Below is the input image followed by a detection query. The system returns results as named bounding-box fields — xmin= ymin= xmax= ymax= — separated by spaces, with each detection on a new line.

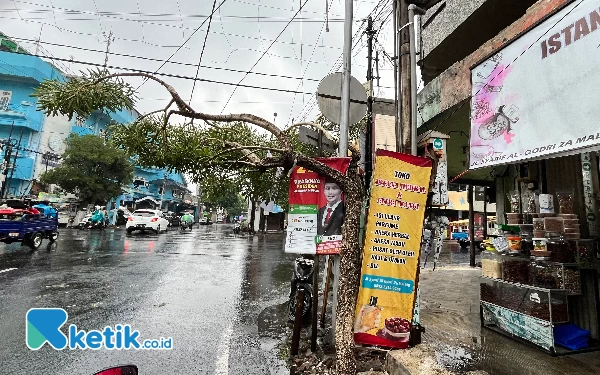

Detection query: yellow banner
xmin=354 ymin=150 xmax=432 ymax=348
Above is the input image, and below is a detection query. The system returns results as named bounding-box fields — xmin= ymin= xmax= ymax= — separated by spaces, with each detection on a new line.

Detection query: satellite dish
xmin=316 ymin=72 xmax=368 ymax=126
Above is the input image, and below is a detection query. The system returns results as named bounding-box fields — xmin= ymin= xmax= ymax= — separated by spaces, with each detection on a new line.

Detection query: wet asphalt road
xmin=0 ymin=225 xmax=296 ymax=374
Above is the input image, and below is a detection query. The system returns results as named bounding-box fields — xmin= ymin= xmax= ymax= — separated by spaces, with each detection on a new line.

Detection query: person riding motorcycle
xmin=181 ymin=212 xmax=193 ymax=228
xmin=90 ymin=206 xmax=105 ymax=225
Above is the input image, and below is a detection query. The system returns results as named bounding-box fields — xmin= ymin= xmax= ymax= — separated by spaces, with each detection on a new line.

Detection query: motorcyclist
xmin=90 ymin=206 xmax=105 ymax=225
xmin=181 ymin=212 xmax=193 ymax=226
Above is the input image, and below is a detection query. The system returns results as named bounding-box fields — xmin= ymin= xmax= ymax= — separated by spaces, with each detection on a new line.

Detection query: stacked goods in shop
xmin=481 ymin=251 xmax=503 ymax=279
xmin=557 ymin=191 xmax=580 ymax=240
xmin=507 ymin=190 xmax=522 ymax=224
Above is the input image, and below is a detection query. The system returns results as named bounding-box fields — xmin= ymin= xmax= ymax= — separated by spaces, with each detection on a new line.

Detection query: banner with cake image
xmin=354 ymin=150 xmax=432 ymax=348
xmin=284 ymin=158 xmax=351 ymax=255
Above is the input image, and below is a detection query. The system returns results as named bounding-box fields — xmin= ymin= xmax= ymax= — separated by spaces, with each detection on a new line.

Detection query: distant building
xmin=0 ymin=32 xmax=189 ymax=212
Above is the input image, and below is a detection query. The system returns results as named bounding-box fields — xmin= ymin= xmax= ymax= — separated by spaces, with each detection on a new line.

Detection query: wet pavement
xmin=0 ymin=226 xmax=296 ymax=375
xmin=400 ymin=243 xmax=600 ymax=375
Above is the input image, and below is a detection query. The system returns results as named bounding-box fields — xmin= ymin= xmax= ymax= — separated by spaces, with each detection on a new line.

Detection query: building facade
xmin=0 ymin=34 xmax=190 ymax=211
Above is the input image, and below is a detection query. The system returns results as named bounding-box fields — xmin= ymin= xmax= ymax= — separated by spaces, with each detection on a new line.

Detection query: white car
xmin=126 ymin=209 xmax=169 ymax=234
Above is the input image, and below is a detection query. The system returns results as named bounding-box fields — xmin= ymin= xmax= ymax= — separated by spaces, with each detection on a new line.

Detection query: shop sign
xmin=581 ymin=153 xmax=597 ymax=236
xmin=284 ymin=158 xmax=351 ymax=255
xmin=469 ymin=1 xmax=600 ymax=169
xmin=432 ymin=138 xmax=443 ymax=150
xmin=354 ymin=150 xmax=432 ymax=349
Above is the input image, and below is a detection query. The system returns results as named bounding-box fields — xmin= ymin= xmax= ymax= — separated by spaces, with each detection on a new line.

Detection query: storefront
xmin=470 ymin=1 xmax=600 ymax=354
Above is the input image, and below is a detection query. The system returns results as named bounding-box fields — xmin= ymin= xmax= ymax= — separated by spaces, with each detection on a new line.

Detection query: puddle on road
xmin=258 ymin=302 xmax=290 ymax=337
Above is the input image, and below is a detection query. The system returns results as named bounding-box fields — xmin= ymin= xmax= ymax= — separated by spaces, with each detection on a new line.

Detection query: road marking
xmin=214 ymin=324 xmax=234 ymax=375
xmin=0 ymin=268 xmax=17 ymax=274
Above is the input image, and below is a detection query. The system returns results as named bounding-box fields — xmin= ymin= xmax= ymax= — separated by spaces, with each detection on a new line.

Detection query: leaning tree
xmin=33 ymin=69 xmax=366 ymax=374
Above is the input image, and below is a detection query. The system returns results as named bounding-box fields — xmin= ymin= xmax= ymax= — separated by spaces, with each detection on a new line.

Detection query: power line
xmin=189 ymin=0 xmax=218 ymax=105
xmin=136 ymin=0 xmax=230 ymax=91
xmin=0 ymin=49 xmax=317 ymax=95
xmin=6 ymin=35 xmax=353 ymax=84
xmin=219 ymin=0 xmax=309 ymax=114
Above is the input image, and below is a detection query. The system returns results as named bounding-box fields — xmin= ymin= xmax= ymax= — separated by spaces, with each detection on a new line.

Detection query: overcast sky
xmin=1 ymin=0 xmax=400 ymax=191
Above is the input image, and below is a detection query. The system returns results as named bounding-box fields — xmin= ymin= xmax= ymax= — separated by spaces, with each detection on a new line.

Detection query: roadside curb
xmin=385 ymin=353 xmax=412 ymax=375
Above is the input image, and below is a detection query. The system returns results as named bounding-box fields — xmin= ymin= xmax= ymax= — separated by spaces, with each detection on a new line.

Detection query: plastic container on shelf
xmin=571 ymin=239 xmax=596 ymax=267
xmin=554 ymin=263 xmax=582 ymax=295
xmin=533 ymin=218 xmax=545 ymax=231
xmin=533 ymin=230 xmax=546 ymax=238
xmin=544 ymin=217 xmax=565 ymax=233
xmin=563 ymin=219 xmax=579 ymax=227
xmin=557 ymin=191 xmax=574 ymax=215
xmin=548 ymin=233 xmax=574 ymax=263
xmin=519 ymin=224 xmax=534 ymax=233
xmin=508 ymin=190 xmax=521 ymax=213
xmin=565 ymin=233 xmax=581 ymax=240
xmin=480 ymin=277 xmax=569 ymax=323
xmin=533 ymin=238 xmax=548 ymax=252
xmin=521 ymin=233 xmax=534 ymax=258
xmin=539 ymin=194 xmax=555 ymax=214
xmin=502 ymin=255 xmax=530 ymax=284
xmin=507 ymin=236 xmax=521 ymax=254
xmin=482 ymin=251 xmax=503 ymax=279
xmin=558 ymin=214 xmax=578 ymax=220
xmin=529 ymin=261 xmax=559 ymax=289
xmin=565 ymin=227 xmax=580 ymax=233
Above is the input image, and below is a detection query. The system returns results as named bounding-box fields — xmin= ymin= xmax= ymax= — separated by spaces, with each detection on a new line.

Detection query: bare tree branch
xmin=91 ymin=72 xmax=195 ymax=114
xmin=171 ymin=110 xmax=291 ymax=150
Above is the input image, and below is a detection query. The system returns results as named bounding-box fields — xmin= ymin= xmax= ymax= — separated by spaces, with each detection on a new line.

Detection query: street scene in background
xmin=2 ymin=0 xmax=600 ymax=375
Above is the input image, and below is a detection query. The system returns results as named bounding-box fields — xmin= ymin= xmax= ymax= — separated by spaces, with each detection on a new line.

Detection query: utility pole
xmin=159 ymin=173 xmax=167 ymax=211
xmin=102 ymin=30 xmax=114 ymax=68
xmin=6 ymin=129 xmax=24 ymax=199
xmin=393 ymin=0 xmax=401 ymax=152
xmin=409 ymin=4 xmax=426 ymax=156
xmin=330 ymin=0 xmax=353 ymax=345
xmin=468 ymin=184 xmax=476 ymax=267
xmin=0 ymin=122 xmax=15 ymax=200
xmin=365 ymin=16 xmax=375 ymax=187
xmin=399 ymin=0 xmax=411 ymax=153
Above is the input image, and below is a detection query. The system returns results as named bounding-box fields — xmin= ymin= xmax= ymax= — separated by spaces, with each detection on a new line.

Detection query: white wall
xmin=32 ymin=113 xmax=72 ymax=180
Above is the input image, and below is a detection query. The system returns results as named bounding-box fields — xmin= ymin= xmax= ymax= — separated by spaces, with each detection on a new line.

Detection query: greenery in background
xmin=39 ymin=134 xmax=134 ymax=204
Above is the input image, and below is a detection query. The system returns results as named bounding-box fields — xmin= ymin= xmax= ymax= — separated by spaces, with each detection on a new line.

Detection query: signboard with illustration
xmin=470 ymin=1 xmax=600 ymax=169
xmin=354 ymin=150 xmax=431 ymax=348
xmin=284 ymin=158 xmax=351 ymax=255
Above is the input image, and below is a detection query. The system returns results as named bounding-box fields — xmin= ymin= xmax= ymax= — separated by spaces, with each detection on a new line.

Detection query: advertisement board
xmin=470 ymin=1 xmax=600 ymax=169
xmin=354 ymin=150 xmax=432 ymax=348
xmin=284 ymin=158 xmax=351 ymax=255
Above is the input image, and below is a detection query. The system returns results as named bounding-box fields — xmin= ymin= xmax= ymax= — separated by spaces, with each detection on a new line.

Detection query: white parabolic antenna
xmin=316 ymin=72 xmax=368 ymax=125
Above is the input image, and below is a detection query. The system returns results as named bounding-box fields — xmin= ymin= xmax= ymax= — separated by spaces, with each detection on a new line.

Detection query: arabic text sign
xmin=354 ymin=150 xmax=431 ymax=349
xmin=470 ymin=1 xmax=600 ymax=168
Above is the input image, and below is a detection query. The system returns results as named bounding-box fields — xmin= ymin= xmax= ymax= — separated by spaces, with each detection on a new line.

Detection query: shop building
xmin=418 ymin=0 xmax=600 ymax=355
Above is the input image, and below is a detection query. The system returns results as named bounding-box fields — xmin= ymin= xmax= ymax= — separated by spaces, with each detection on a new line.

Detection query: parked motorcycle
xmin=94 ymin=365 xmax=137 ymax=375
xmin=288 ymin=256 xmax=314 ymax=322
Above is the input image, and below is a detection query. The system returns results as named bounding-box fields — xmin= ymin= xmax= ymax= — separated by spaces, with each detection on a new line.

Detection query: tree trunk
xmin=259 ymin=206 xmax=266 ymax=232
xmin=249 ymin=200 xmax=257 ymax=233
xmin=335 ymin=176 xmax=364 ymax=375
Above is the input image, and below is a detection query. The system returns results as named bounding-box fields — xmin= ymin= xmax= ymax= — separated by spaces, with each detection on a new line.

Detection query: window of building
xmin=75 ymin=115 xmax=86 ymax=127
xmin=0 ymin=91 xmax=11 ymax=110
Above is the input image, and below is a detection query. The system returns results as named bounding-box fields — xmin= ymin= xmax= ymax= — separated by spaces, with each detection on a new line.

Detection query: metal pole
xmin=331 ymin=0 xmax=353 ymax=345
xmin=399 ymin=0 xmax=410 ymax=152
xmin=159 ymin=173 xmax=167 ymax=211
xmin=339 ymin=0 xmax=353 ymax=156
xmin=408 ymin=4 xmax=425 ymax=156
xmin=468 ymin=184 xmax=476 ymax=267
xmin=6 ymin=129 xmax=23 ymax=199
xmin=393 ymin=0 xmax=402 ymax=152
xmin=483 ymin=187 xmax=488 ymax=239
xmin=311 ymin=132 xmax=324 ymax=352
xmin=365 ymin=17 xmax=374 ymax=188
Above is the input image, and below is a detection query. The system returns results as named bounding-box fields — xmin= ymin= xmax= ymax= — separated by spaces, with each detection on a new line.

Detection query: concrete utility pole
xmin=365 ymin=17 xmax=375 ymax=186
xmin=409 ymin=4 xmax=426 ymax=156
xmin=331 ymin=0 xmax=354 ymax=345
xmin=399 ymin=0 xmax=411 ymax=152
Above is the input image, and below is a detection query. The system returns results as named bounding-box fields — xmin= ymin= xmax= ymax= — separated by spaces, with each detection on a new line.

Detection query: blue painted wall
xmin=0 ymin=49 xmax=188 ymax=202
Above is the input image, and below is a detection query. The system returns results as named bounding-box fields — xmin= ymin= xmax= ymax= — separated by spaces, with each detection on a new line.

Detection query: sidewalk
xmin=387 ymin=246 xmax=600 ymax=375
